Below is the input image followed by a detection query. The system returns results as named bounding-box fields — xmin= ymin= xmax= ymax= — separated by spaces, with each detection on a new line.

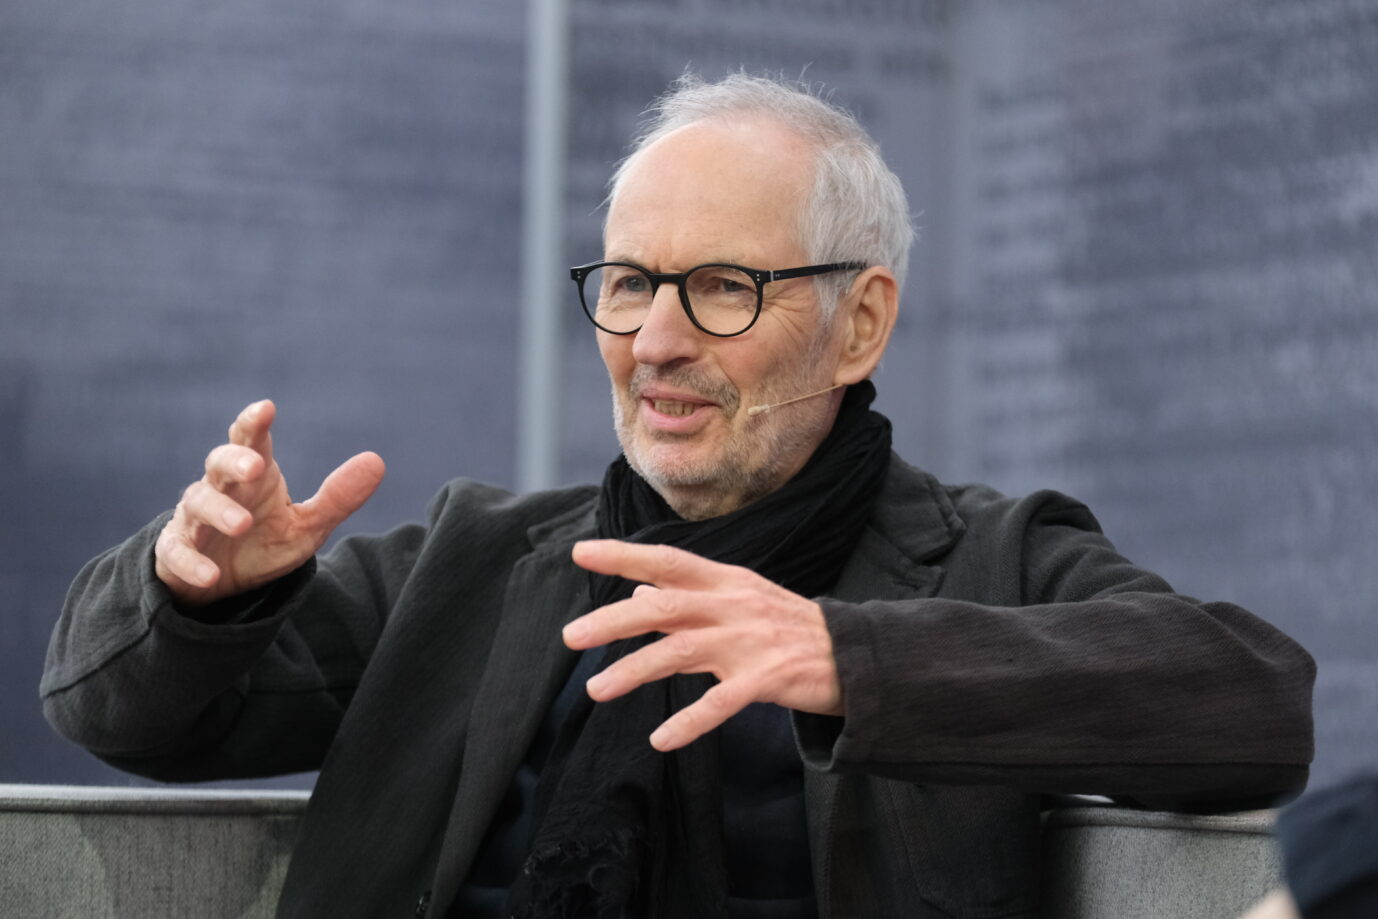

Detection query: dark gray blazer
xmin=42 ymin=456 xmax=1314 ymax=918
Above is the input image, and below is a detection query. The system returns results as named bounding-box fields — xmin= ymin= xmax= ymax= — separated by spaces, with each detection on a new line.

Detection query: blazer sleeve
xmin=796 ymin=490 xmax=1316 ymax=810
xmin=40 ymin=491 xmax=438 ymax=782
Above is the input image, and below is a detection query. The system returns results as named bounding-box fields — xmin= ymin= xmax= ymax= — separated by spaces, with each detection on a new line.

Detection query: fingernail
xmin=222 ymin=508 xmax=245 ymax=529
xmin=649 ymin=727 xmax=670 ymax=749
xmin=195 ymin=562 xmax=215 ymax=584
xmin=563 ymin=620 xmax=588 ymax=645
xmin=237 ymin=456 xmax=254 ymax=475
xmin=585 ymin=672 xmax=608 ymax=696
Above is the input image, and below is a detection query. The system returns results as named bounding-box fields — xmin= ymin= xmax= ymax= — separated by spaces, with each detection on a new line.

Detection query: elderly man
xmin=44 ymin=74 xmax=1314 ymax=918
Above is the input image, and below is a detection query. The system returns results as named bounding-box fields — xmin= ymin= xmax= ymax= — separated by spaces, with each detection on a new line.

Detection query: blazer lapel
xmin=429 ymin=527 xmax=592 ymax=908
xmin=803 ymin=457 xmax=963 ymax=918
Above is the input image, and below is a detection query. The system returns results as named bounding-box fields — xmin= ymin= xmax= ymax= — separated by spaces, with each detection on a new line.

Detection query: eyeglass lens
xmin=584 ymin=264 xmax=759 ymax=335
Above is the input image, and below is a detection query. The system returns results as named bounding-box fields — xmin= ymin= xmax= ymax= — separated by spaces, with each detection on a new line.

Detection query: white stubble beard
xmin=610 ymin=336 xmax=837 ymax=519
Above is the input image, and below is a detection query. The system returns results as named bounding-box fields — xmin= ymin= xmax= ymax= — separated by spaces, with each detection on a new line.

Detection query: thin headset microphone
xmin=746 ymin=383 xmax=845 ymax=417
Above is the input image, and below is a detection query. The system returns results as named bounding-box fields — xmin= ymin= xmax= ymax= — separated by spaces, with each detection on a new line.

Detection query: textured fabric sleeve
xmin=796 ymin=491 xmax=1315 ymax=808
xmin=40 ymin=489 xmax=439 ymax=782
xmin=1278 ymin=774 xmax=1378 ymax=919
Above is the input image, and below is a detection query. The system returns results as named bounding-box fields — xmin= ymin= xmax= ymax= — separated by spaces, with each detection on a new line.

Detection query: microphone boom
xmin=746 ymin=383 xmax=844 ymax=417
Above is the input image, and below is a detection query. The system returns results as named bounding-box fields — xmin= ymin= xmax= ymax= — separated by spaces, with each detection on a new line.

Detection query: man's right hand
xmin=154 ymin=400 xmax=386 ymax=608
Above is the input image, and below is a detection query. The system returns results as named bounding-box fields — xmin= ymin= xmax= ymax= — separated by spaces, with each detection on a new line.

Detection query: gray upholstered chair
xmin=0 ymin=784 xmax=304 ymax=918
xmin=1041 ymin=805 xmax=1282 ymax=918
xmin=0 ymin=784 xmax=1281 ymax=917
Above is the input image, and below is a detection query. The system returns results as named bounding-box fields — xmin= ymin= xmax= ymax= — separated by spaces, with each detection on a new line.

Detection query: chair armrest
xmin=1041 ymin=805 xmax=1282 ymax=919
xmin=0 ymin=783 xmax=309 ymax=918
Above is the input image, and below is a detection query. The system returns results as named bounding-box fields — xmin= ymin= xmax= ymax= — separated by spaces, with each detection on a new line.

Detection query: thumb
xmin=300 ymin=451 xmax=386 ymax=535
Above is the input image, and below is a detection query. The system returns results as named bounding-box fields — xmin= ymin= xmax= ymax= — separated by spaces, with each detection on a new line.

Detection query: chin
xmin=627 ymin=438 xmax=790 ymax=521
xmin=618 ymin=441 xmax=723 ymax=516
xmin=612 ymin=397 xmax=778 ymax=519
xmin=628 ymin=441 xmax=725 ymax=490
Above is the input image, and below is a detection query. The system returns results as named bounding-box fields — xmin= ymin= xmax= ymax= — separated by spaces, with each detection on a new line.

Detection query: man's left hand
xmin=565 ymin=540 xmax=844 ymax=752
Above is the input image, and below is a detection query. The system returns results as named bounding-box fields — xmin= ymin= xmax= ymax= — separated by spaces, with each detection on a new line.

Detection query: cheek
xmin=720 ymin=313 xmax=825 ymax=389
xmin=711 ymin=339 xmax=771 ymax=389
xmin=721 ymin=348 xmax=792 ymax=399
xmin=598 ymin=335 xmax=634 ymax=386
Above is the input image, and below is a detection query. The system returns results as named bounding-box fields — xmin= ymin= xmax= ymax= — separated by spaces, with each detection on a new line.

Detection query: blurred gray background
xmin=3 ymin=0 xmax=1375 ymax=792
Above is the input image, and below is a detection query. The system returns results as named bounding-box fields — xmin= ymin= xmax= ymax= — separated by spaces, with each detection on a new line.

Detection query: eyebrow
xmin=603 ymin=255 xmax=752 ymax=270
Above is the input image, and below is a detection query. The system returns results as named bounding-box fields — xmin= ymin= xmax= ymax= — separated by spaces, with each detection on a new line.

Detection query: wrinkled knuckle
xmin=174 ymin=539 xmax=199 ymax=567
xmin=154 ymin=527 xmax=175 ymax=559
xmin=653 ymin=544 xmax=682 ymax=575
xmin=159 ymin=535 xmax=189 ymax=571
xmin=703 ymin=685 xmax=737 ymax=719
xmin=651 ymin=589 xmax=681 ymax=623
xmin=180 ymin=481 xmax=204 ymax=509
xmin=665 ymin=631 xmax=697 ymax=666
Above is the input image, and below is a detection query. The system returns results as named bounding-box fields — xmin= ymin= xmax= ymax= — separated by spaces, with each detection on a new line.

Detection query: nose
xmin=631 ymin=281 xmax=704 ymax=367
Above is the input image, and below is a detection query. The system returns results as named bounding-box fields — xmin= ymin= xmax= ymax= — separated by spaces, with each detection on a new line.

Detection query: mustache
xmin=628 ymin=365 xmax=741 ymax=414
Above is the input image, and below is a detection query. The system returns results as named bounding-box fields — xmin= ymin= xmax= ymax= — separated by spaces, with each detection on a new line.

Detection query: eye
xmin=619 ymin=274 xmax=649 ymax=294
xmin=699 ymin=271 xmax=752 ymax=293
xmin=688 ymin=267 xmax=757 ymax=313
xmin=598 ymin=266 xmax=650 ymax=299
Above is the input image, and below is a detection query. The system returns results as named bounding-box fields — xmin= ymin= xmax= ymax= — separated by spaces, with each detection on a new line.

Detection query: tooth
xmin=654 ymin=400 xmax=694 ymax=416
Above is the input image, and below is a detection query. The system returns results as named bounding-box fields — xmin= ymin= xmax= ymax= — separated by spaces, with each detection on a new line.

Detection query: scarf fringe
xmin=515 ymin=829 xmax=643 ymax=919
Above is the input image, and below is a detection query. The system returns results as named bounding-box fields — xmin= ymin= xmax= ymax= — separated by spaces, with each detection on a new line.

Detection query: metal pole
xmin=517 ymin=0 xmax=569 ymax=492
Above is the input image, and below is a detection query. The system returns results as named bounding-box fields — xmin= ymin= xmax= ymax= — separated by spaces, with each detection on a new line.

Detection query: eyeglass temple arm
xmin=765 ymin=262 xmax=867 ymax=283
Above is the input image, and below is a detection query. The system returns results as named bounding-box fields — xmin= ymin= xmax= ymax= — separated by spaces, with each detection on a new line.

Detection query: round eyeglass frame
xmin=569 ymin=260 xmax=868 ymax=338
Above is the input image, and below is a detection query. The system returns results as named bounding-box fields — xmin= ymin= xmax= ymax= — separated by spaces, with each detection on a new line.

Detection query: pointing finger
xmin=571 ymin=540 xmax=727 ymax=590
xmin=228 ymin=400 xmax=276 ymax=466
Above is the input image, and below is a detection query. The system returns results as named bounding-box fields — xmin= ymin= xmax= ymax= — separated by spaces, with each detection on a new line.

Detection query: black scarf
xmin=508 ymin=381 xmax=892 ymax=919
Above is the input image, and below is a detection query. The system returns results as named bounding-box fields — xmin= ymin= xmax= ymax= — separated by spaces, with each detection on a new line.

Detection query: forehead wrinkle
xmin=602 ymin=231 xmax=771 ymax=272
xmin=602 ymin=125 xmax=815 ymax=287
xmin=602 ymin=254 xmax=764 ymax=273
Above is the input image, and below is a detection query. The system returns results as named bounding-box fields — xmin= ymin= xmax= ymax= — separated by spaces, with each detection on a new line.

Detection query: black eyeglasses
xmin=569 ymin=260 xmax=867 ymax=337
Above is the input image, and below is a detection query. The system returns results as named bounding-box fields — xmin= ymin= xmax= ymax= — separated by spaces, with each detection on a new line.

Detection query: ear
xmin=832 ymin=267 xmax=898 ymax=385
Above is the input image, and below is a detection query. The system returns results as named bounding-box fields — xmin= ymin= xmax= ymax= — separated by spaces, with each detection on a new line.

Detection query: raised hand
xmin=564 ymin=540 xmax=844 ymax=752
xmin=154 ymin=400 xmax=385 ymax=607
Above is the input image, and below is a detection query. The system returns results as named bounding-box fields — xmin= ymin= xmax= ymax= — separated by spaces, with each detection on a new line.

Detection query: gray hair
xmin=606 ymin=72 xmax=915 ymax=319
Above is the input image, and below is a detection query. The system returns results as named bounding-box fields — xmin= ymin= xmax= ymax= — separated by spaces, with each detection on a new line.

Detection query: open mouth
xmin=652 ymin=399 xmax=699 ymax=417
